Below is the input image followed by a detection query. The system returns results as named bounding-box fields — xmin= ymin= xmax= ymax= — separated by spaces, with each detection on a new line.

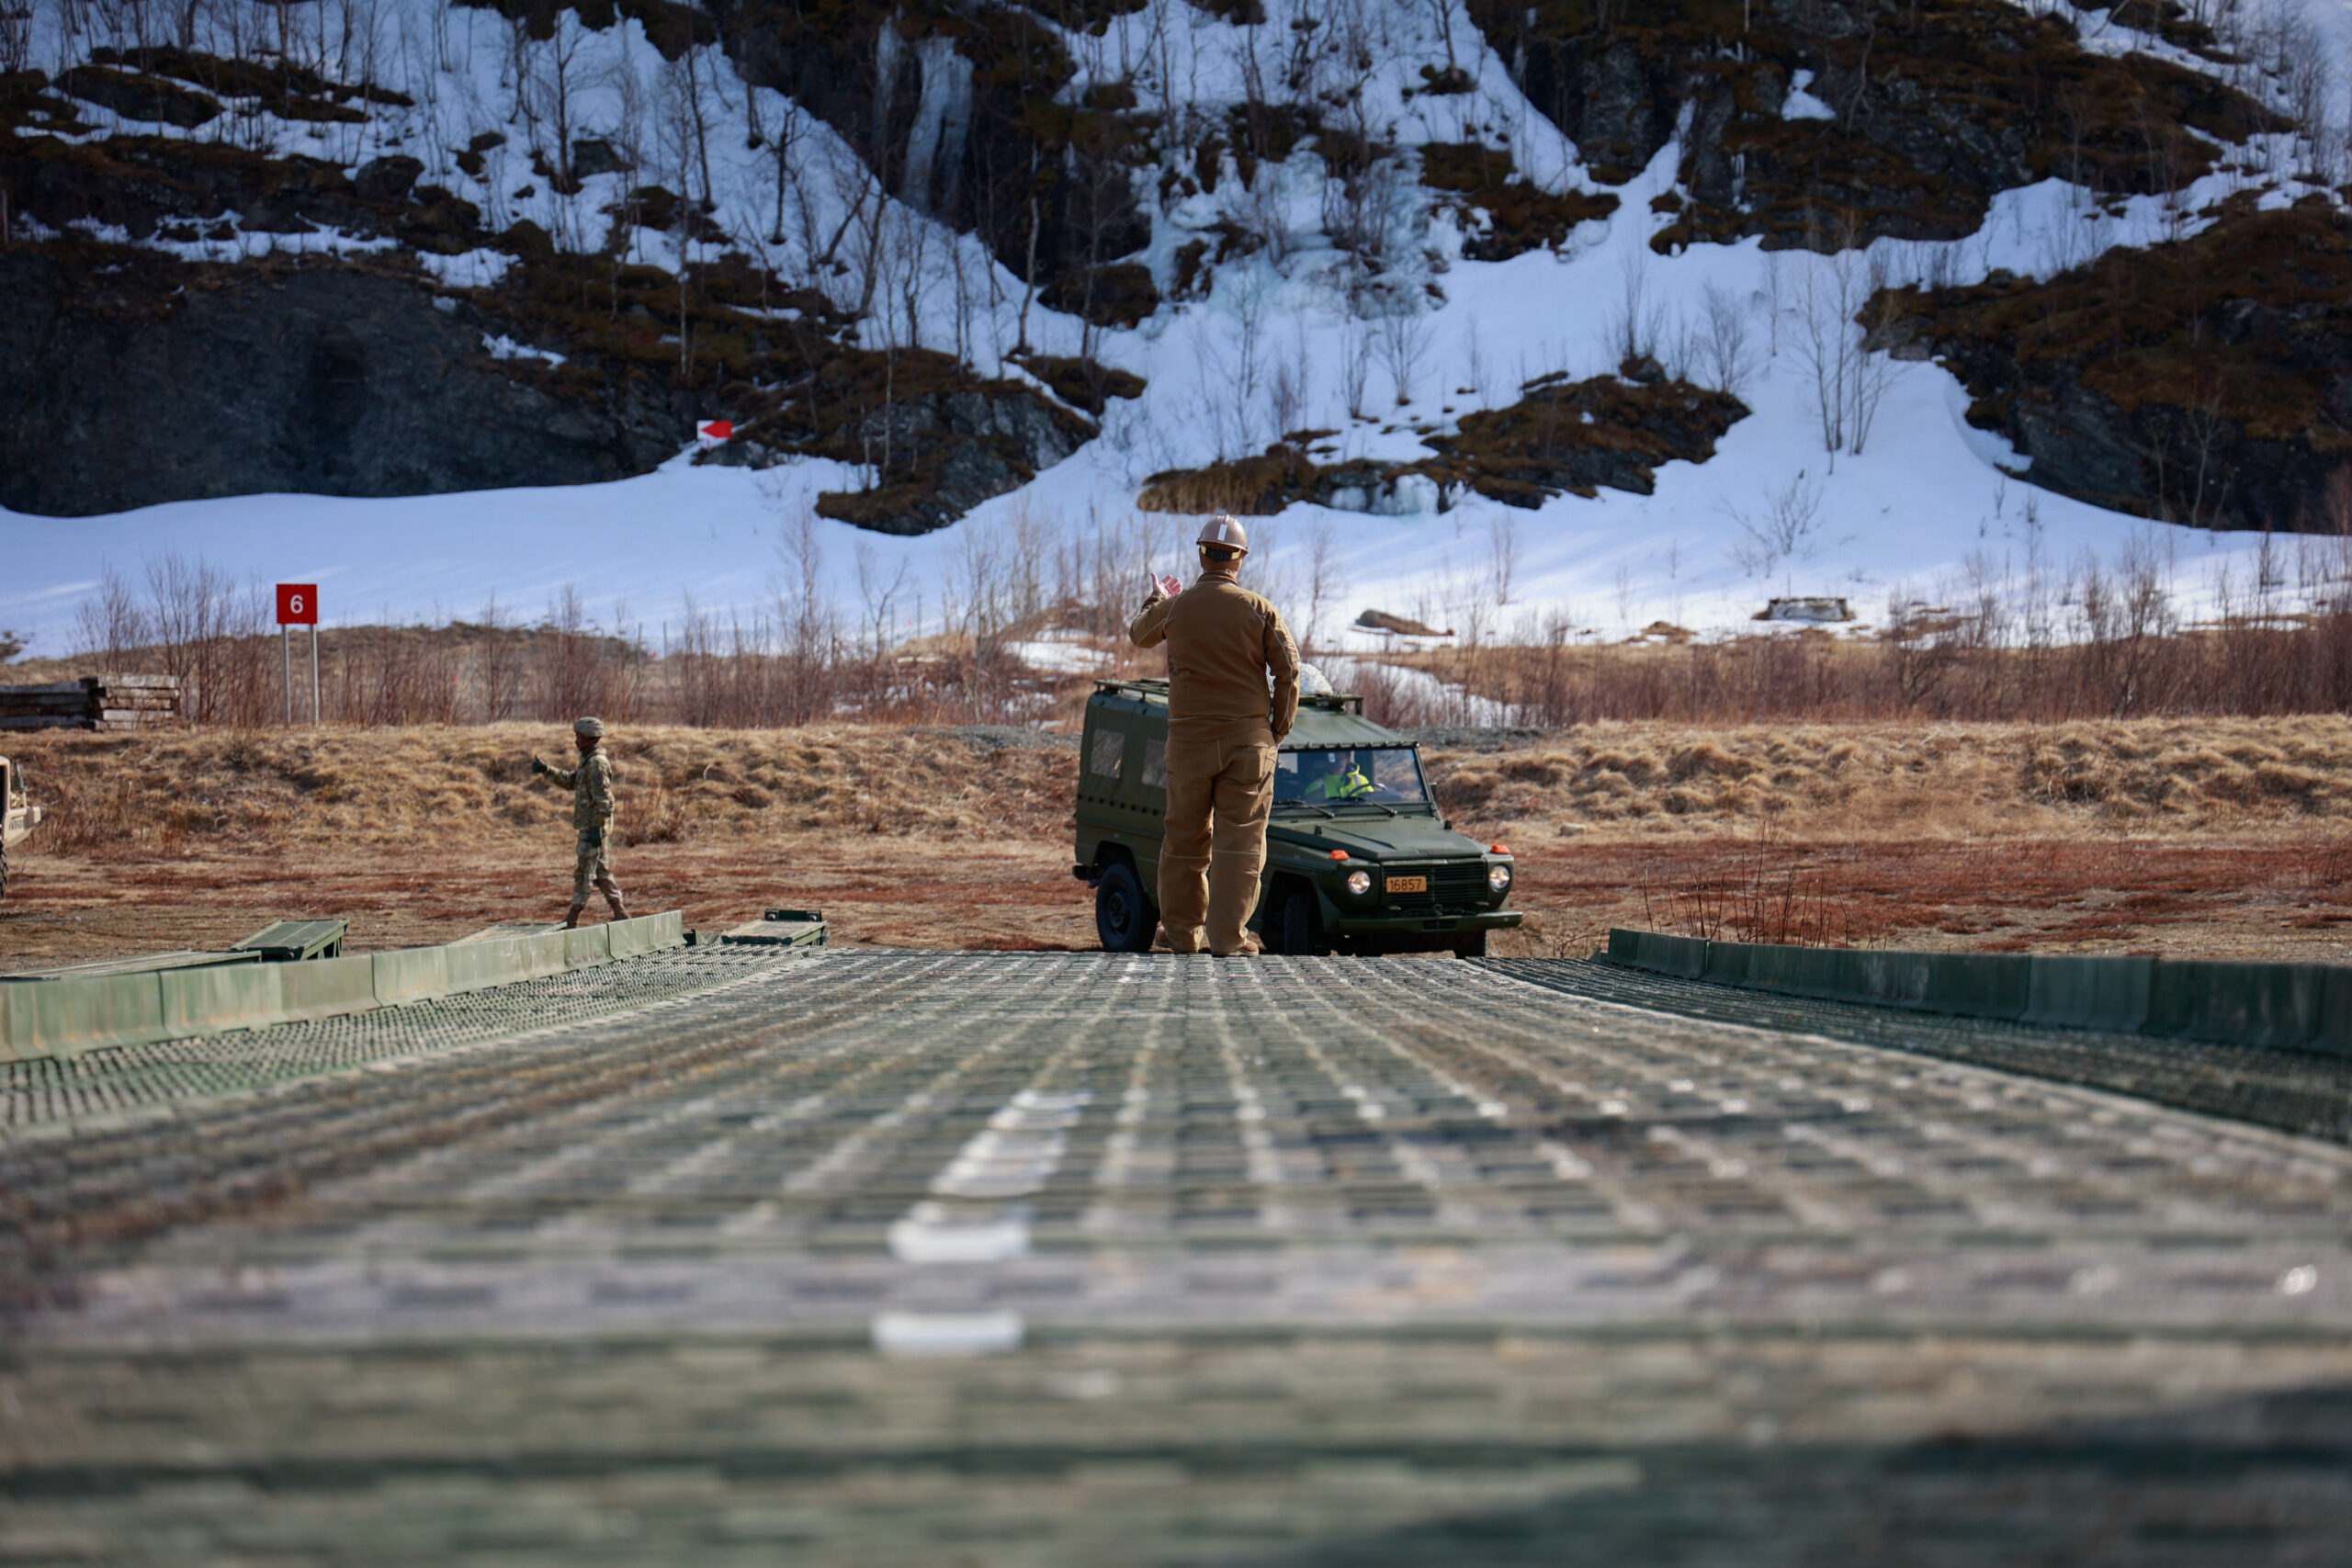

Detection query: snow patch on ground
xmin=481 ymin=334 xmax=565 ymax=367
xmin=1782 ymin=70 xmax=1838 ymax=121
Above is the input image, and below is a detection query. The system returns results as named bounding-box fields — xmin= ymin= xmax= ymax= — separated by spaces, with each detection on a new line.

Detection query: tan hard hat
xmin=1197 ymin=515 xmax=1249 ymax=553
xmin=573 ymin=716 xmax=605 ymax=738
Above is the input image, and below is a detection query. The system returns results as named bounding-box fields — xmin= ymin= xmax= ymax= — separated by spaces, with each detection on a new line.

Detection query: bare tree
xmin=74 ymin=562 xmax=151 ymax=663
xmin=1792 ymin=241 xmax=1894 ymax=463
xmin=1694 ymin=281 xmax=1757 ymax=397
xmin=1723 ymin=470 xmax=1826 ymax=577
xmin=1485 ymin=512 xmax=1519 ymax=608
xmin=1231 ymin=274 xmax=1270 ymax=428
xmin=475 ymin=593 xmax=523 ymax=723
xmin=0 ymin=2 xmax=30 ymax=73
xmin=1340 ymin=316 xmax=1376 ymax=420
xmin=1267 ymin=339 xmax=1307 ymax=445
xmin=1377 ymin=302 xmax=1431 ymax=406
xmin=1602 ymin=251 xmax=1665 ymax=370
xmin=854 ymin=541 xmax=912 ymax=660
xmin=1301 ymin=517 xmax=1349 ymax=658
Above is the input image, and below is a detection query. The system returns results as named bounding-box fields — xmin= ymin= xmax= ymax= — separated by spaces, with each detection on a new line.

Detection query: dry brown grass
xmin=5 ymin=718 xmax=2351 ymax=969
xmin=10 ymin=723 xmax=1076 ymax=859
xmin=1425 ymin=716 xmax=2352 ymax=841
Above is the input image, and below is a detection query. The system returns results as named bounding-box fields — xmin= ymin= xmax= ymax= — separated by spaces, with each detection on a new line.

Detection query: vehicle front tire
xmin=1451 ymin=929 xmax=1488 ymax=959
xmin=1282 ymin=890 xmax=1330 ymax=957
xmin=1094 ymin=861 xmax=1157 ymax=953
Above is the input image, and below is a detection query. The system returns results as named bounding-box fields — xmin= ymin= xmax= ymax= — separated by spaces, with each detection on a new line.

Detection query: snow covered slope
xmin=6 ymin=0 xmax=2349 ymax=658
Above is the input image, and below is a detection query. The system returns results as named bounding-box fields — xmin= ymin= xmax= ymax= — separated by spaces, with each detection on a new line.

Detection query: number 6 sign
xmin=277 ymin=585 xmax=321 ymax=725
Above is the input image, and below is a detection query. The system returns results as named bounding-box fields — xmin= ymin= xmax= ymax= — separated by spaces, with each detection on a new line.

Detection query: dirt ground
xmin=4 ymin=720 xmax=2350 ymax=967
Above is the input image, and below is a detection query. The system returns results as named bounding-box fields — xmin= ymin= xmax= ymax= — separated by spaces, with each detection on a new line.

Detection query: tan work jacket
xmin=1128 ymin=569 xmax=1301 ymax=740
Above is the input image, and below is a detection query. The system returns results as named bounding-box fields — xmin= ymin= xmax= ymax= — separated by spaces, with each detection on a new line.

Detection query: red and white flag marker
xmin=696 ymin=419 xmax=733 ymax=448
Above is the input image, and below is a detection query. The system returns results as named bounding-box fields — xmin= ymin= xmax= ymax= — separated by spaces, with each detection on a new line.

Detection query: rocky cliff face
xmin=0 ymin=0 xmax=2329 ymax=537
xmin=1880 ymin=201 xmax=2352 ymax=534
xmin=703 ymin=0 xmax=1157 ymax=328
xmin=1475 ymin=0 xmax=2279 ymax=248
xmin=0 ymin=248 xmax=682 ymax=516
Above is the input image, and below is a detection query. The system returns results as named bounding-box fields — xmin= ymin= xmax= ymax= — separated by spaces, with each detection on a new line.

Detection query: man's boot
xmin=605 ymin=894 xmax=631 ymax=923
xmin=563 ymin=904 xmax=586 ymax=930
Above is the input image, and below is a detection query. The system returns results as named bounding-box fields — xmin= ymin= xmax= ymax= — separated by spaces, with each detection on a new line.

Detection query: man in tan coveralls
xmin=1128 ymin=516 xmax=1301 ymax=956
xmin=532 ymin=716 xmax=630 ymax=929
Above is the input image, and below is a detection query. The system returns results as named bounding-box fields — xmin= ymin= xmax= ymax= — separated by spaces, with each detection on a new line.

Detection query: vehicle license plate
xmin=1388 ymin=874 xmax=1428 ymax=893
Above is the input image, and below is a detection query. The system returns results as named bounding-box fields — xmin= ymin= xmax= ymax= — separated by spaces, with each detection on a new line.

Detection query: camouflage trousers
xmin=571 ymin=830 xmax=623 ymax=908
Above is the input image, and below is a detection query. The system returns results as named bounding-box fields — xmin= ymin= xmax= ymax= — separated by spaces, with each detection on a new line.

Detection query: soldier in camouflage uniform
xmin=532 ymin=716 xmax=629 ymax=929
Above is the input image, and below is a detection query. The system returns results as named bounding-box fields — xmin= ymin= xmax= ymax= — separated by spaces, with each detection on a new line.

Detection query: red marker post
xmin=277 ymin=584 xmax=319 ymax=725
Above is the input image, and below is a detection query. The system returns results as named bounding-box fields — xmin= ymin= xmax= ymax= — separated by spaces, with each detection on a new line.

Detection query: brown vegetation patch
xmin=1138 ymin=447 xmax=1326 ymax=515
xmin=1428 ymin=372 xmax=1749 ymax=505
xmin=1139 ymin=373 xmax=1747 ymax=515
xmin=1012 ymin=353 xmax=1148 ymax=417
xmin=1419 ymin=141 xmax=1619 ymax=262
xmin=0 ymin=70 xmax=90 ymax=135
xmin=1 ymin=129 xmax=485 ymax=250
xmin=1038 ymin=262 xmax=1161 ymax=329
xmin=53 ymin=63 xmax=221 ymax=128
xmin=454 ymin=0 xmax=715 ymax=61
xmin=88 ymin=44 xmax=413 ymax=109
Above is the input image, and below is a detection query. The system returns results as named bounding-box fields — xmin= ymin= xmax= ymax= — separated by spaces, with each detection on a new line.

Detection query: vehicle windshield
xmin=1274 ymin=747 xmax=1430 ymax=809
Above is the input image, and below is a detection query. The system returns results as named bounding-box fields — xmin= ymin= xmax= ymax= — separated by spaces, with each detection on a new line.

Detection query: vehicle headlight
xmin=1346 ymin=869 xmax=1373 ymax=897
xmin=1487 ymin=863 xmax=1513 ymax=893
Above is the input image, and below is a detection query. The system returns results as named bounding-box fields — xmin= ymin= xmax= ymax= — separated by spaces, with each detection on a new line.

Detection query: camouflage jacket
xmin=548 ymin=749 xmax=616 ymax=831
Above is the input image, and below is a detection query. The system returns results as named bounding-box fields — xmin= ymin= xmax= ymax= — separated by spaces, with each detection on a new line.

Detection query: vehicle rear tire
xmin=1094 ymin=861 xmax=1157 ymax=953
xmin=1451 ymin=929 xmax=1488 ymax=959
xmin=1283 ymin=891 xmax=1330 ymax=957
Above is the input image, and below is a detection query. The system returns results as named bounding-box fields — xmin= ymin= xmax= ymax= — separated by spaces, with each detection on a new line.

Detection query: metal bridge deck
xmin=5 ymin=952 xmax=2350 ymax=1564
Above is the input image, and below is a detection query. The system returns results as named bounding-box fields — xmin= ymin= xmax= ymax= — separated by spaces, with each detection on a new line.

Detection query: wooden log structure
xmin=0 ymin=675 xmax=183 ymax=732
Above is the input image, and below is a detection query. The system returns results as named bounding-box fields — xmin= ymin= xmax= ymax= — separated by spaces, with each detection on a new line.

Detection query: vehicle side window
xmin=1088 ymin=728 xmax=1125 ymax=779
xmin=1141 ymin=739 xmax=1166 ymax=790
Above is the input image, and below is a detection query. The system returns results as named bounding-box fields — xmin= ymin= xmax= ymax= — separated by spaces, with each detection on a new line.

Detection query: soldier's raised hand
xmin=530 ymin=754 xmax=548 ymax=776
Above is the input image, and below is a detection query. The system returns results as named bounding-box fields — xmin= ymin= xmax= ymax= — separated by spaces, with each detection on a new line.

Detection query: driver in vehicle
xmin=1308 ymin=751 xmax=1374 ymax=802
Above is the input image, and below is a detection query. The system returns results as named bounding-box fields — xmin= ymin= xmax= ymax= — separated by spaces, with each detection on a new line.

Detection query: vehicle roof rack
xmin=1091 ymin=677 xmax=1365 ymax=716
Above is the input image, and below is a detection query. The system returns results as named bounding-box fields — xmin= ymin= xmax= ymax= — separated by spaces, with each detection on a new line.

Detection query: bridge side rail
xmin=0 ymin=911 xmax=686 ymax=1063
xmin=1604 ymin=928 xmax=2352 ymax=1057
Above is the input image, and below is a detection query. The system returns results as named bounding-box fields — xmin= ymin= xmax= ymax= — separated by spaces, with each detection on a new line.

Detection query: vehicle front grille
xmin=1383 ymin=863 xmax=1487 ymax=911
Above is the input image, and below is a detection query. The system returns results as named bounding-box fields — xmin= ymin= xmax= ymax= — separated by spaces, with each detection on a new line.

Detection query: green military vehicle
xmin=1 ymin=755 xmax=41 ymax=903
xmin=1075 ymin=678 xmax=1521 ymax=956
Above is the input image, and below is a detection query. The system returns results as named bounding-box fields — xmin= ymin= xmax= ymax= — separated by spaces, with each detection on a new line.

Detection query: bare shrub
xmin=1723 ymin=471 xmax=1826 ymax=577
xmin=1376 ymin=299 xmax=1431 ymax=406
xmin=1793 ymin=236 xmax=1895 ymax=461
xmin=1694 ymin=281 xmax=1757 ymax=397
xmin=1340 ymin=317 xmax=1376 ymax=419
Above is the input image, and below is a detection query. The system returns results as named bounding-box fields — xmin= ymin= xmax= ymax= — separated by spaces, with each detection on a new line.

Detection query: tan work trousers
xmin=571 ymin=830 xmax=623 ymax=909
xmin=1158 ymin=728 xmax=1275 ymax=953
